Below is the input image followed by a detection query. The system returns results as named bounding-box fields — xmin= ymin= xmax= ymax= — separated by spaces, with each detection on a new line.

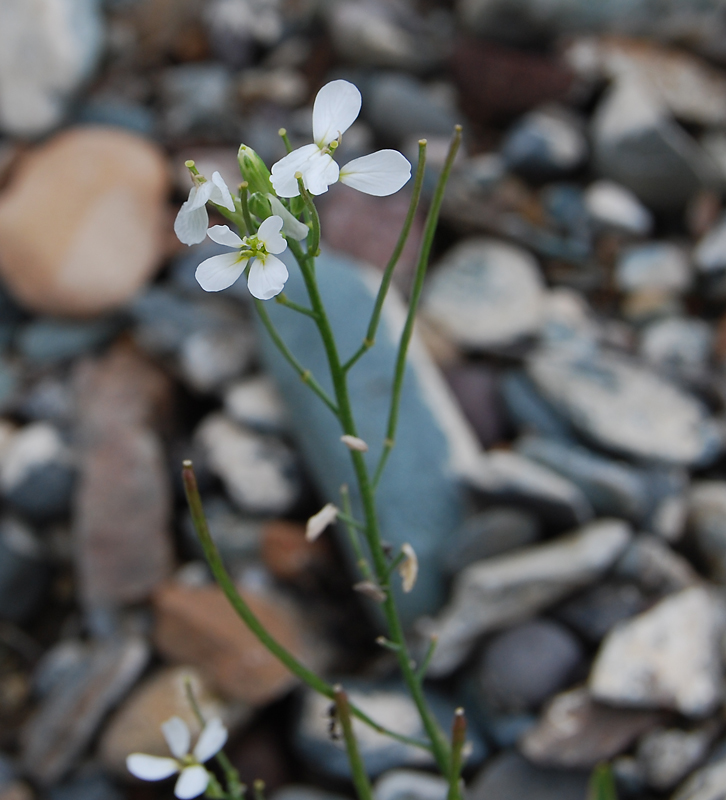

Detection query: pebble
xmin=0 ymin=784 xmax=33 ymax=800
xmin=153 ymin=581 xmax=316 ymax=705
xmin=500 ymin=371 xmax=573 ymax=440
xmin=195 ymin=413 xmax=300 ymax=516
xmin=261 ymin=520 xmax=331 ymax=584
xmin=0 ymin=0 xmax=103 ymax=136
xmin=636 ymin=724 xmax=717 ymax=791
xmin=422 ymin=238 xmax=545 ymax=350
xmin=16 ymin=317 xmax=122 ymax=365
xmin=178 ymin=325 xmax=256 ymax=394
xmin=48 ymin=772 xmax=123 ymax=800
xmin=21 ymin=636 xmax=149 ymax=785
xmin=0 ymin=423 xmax=75 ymax=523
xmin=99 ymin=665 xmax=249 ymax=775
xmin=159 ymin=63 xmax=236 ymax=139
xmin=694 ymin=213 xmax=726 ymax=273
xmin=442 ymin=364 xmax=507 ymax=448
xmin=0 ymin=128 xmax=169 ymax=316
xmin=468 ymin=750 xmax=588 ymax=800
xmin=688 ymin=481 xmax=726 ymax=582
xmin=589 ymin=586 xmax=725 ymax=717
xmin=616 ymin=242 xmax=691 ymax=293
xmin=475 ymin=619 xmax=585 ymax=713
xmin=0 ymin=516 xmax=50 ymax=622
xmin=671 ymin=753 xmax=726 ymax=800
xmin=583 ymin=180 xmax=653 ymax=235
xmin=501 ymin=107 xmax=587 ymax=180
xmin=555 ymin=582 xmax=647 ymax=644
xmin=614 ymin=535 xmax=700 ymax=596
xmin=639 ymin=317 xmax=713 ymax=372
xmin=527 ymin=347 xmax=722 ymax=466
xmin=374 ymin=769 xmax=447 ymax=800
xmin=181 ymin=496 xmax=263 ymax=562
xmin=422 ymin=518 xmax=631 ymax=675
xmin=224 ymin=376 xmax=288 ymax=434
xmin=520 ymin=687 xmax=662 ymax=769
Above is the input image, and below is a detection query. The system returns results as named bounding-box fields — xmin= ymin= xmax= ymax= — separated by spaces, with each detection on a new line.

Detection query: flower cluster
xmin=174 ymin=79 xmax=411 ymax=300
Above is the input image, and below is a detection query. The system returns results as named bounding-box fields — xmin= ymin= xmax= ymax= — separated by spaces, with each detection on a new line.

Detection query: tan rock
xmin=153 ymin=582 xmax=313 ymax=705
xmin=0 ymin=127 xmax=169 ymax=316
xmin=99 ymin=665 xmax=250 ymax=776
xmin=261 ymin=520 xmax=331 ymax=583
xmin=0 ymin=782 xmax=34 ymax=800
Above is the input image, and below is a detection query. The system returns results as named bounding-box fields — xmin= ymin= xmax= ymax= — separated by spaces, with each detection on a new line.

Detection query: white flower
xmin=127 ymin=716 xmax=228 ymax=800
xmin=340 ymin=434 xmax=369 ymax=452
xmin=175 ymin=171 xmax=236 ymax=245
xmin=306 ymin=502 xmax=339 ymax=542
xmin=196 ymin=216 xmax=289 ymax=299
xmin=398 ymin=543 xmax=418 ymax=593
xmin=270 ymin=79 xmax=411 ymax=198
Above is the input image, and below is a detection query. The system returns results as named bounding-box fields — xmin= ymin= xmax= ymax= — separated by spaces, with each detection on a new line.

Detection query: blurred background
xmin=4 ymin=1 xmax=726 ymax=799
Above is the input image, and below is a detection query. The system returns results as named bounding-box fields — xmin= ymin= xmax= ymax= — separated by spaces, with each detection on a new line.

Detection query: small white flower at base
xmin=398 ymin=543 xmax=418 ymax=593
xmin=340 ymin=434 xmax=368 ymax=452
xmin=306 ymin=502 xmax=339 ymax=542
xmin=175 ymin=171 xmax=236 ymax=245
xmin=270 ymin=80 xmax=411 ymax=198
xmin=127 ymin=716 xmax=228 ymax=800
xmin=196 ymin=216 xmax=289 ymax=299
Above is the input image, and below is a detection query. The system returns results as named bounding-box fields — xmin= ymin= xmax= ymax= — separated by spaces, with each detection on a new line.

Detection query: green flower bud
xmin=237 ymin=144 xmax=273 ymax=196
xmin=248 ymin=192 xmax=271 ymax=220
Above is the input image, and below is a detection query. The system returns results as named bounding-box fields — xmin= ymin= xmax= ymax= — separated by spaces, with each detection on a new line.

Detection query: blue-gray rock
xmin=639 ymin=317 xmax=712 ymax=373
xmin=204 ymin=0 xmax=282 ymax=68
xmin=583 ymin=179 xmax=653 ymax=235
xmin=258 ymin=250 xmax=474 ymax=625
xmin=468 ymin=751 xmax=589 ymax=800
xmin=688 ymin=481 xmax=726 ymax=583
xmin=17 ymin=317 xmax=121 ymax=365
xmin=695 ymin=213 xmax=726 ymax=273
xmin=22 ymin=635 xmax=149 ymax=785
xmin=500 ymin=371 xmax=573 ymax=440
xmin=49 ymin=770 xmax=124 ymax=800
xmin=614 ymin=535 xmax=699 ymax=596
xmin=0 ymin=0 xmax=104 ymax=136
xmin=224 ymin=375 xmax=289 ymax=435
xmin=76 ymin=96 xmax=157 ymax=136
xmin=18 ymin=376 xmax=74 ymax=423
xmin=295 ymin=680 xmax=486 ymax=779
xmin=422 ymin=238 xmax=545 ymax=350
xmin=159 ymin=63 xmax=236 ymax=139
xmin=422 ymin=519 xmax=631 ymax=675
xmin=555 ymin=582 xmax=647 ymax=644
xmin=272 ymin=788 xmax=349 ymax=800
xmin=592 ymin=78 xmax=717 ymax=211
xmin=0 ymin=754 xmax=16 ymax=790
xmin=540 ymin=184 xmax=590 ymax=243
xmin=181 ymin=495 xmax=263 ymax=562
xmin=502 ymin=108 xmax=587 ymax=181
xmin=616 ymin=242 xmax=691 ymax=294
xmin=442 ymin=364 xmax=507 ymax=448
xmin=475 ymin=619 xmax=585 ymax=713
xmin=526 ymin=347 xmax=723 ymax=466
xmin=364 ymin=73 xmax=458 ymax=141
xmin=0 ymin=357 xmax=19 ymax=412
xmin=0 ymin=516 xmax=50 ymax=622
xmin=32 ymin=640 xmax=88 ymax=698
xmin=444 ymin=506 xmax=541 ymax=574
xmin=0 ymin=422 xmax=75 ymax=522
xmin=375 ymin=769 xmax=448 ymax=800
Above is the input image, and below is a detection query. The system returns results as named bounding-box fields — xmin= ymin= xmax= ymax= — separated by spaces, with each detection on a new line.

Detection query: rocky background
xmin=5 ymin=1 xmax=726 ymax=800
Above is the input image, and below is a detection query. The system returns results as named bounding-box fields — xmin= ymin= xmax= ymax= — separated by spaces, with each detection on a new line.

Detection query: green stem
xmin=253 ymin=780 xmax=266 ymax=800
xmin=448 ymin=708 xmax=466 ymax=800
xmin=373 ymin=126 xmax=463 ymax=490
xmin=254 ymin=299 xmax=339 ymax=416
xmin=334 ymin=685 xmax=374 ymax=800
xmin=296 ymin=175 xmax=321 ymax=257
xmin=414 ymin=634 xmax=439 ymax=684
xmin=182 ymin=462 xmax=430 ymax=753
xmin=278 ymin=128 xmax=293 ymax=154
xmin=238 ymin=182 xmax=256 ymax=234
xmin=340 ymin=484 xmax=374 ymax=582
xmin=275 ymin=292 xmax=317 ymax=318
xmin=342 ymin=140 xmax=428 ymax=373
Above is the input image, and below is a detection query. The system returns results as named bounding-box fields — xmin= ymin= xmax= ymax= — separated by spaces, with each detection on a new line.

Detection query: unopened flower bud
xmin=238 ymin=144 xmax=273 ymax=196
xmin=306 ymin=503 xmax=339 ymax=542
xmin=398 ymin=543 xmax=418 ymax=593
xmin=341 ymin=434 xmax=368 ymax=452
xmin=353 ymin=580 xmax=386 ymax=603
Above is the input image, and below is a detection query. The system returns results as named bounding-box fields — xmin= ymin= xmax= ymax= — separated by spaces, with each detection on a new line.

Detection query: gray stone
xmin=32 ymin=639 xmax=87 ymax=698
xmin=468 ymin=751 xmax=589 ymax=800
xmin=160 ymin=63 xmax=236 ymax=139
xmin=555 ymin=582 xmax=647 ymax=643
xmin=195 ymin=413 xmax=300 ymax=516
xmin=374 ymin=769 xmax=447 ymax=800
xmin=273 ymin=789 xmax=349 ymax=800
xmin=589 ymin=586 xmax=725 ymax=717
xmin=671 ymin=754 xmax=726 ymax=800
xmin=178 ymin=325 xmax=255 ymax=393
xmin=0 ymin=0 xmax=103 ymax=136
xmin=422 ymin=519 xmax=631 ymax=675
xmin=520 ymin=687 xmax=662 ymax=770
xmin=295 ymin=681 xmax=485 ymax=779
xmin=502 ymin=107 xmax=587 ymax=180
xmin=19 ymin=376 xmax=74 ymax=423
xmin=500 ymin=371 xmax=573 ymax=440
xmin=526 ymin=347 xmax=722 ymax=466
xmin=16 ymin=317 xmax=121 ymax=365
xmin=616 ymin=243 xmax=691 ymax=293
xmin=0 ymin=516 xmax=50 ymax=622
xmin=688 ymin=481 xmax=726 ymax=582
xmin=539 ymin=288 xmax=599 ymax=353
xmin=639 ymin=317 xmax=712 ymax=372
xmin=49 ymin=771 xmax=124 ymax=800
xmin=637 ymin=724 xmax=717 ymax=791
xmin=0 ymin=422 xmax=76 ymax=522
xmin=21 ymin=635 xmax=149 ymax=785
xmin=422 ymin=238 xmax=545 ymax=350
xmin=592 ymin=78 xmax=717 ymax=211
xmin=695 ymin=213 xmax=726 ymax=273
xmin=223 ymin=375 xmax=289 ymax=434
xmin=258 ymin=249 xmax=477 ymax=625
xmin=475 ymin=619 xmax=585 ymax=712
xmin=444 ymin=507 xmax=541 ymax=574
xmin=181 ymin=495 xmax=263 ymax=562
xmin=614 ymin=535 xmax=700 ymax=596
xmin=583 ymin=180 xmax=653 ymax=235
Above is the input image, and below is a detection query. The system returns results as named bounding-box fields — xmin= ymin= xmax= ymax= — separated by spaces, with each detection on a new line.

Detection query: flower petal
xmin=187 ymin=181 xmax=214 ymax=211
xmin=174 ymin=202 xmax=209 ymax=245
xmin=303 ymin=152 xmax=339 ymax=196
xmin=193 ymin=717 xmax=228 ymax=763
xmin=312 ymin=80 xmax=361 ymax=148
xmin=207 ymin=224 xmax=244 ymax=248
xmin=339 ymin=150 xmax=412 ymax=196
xmin=174 ymin=766 xmax=210 ymax=799
xmin=306 ymin=503 xmax=338 ymax=542
xmin=271 ymin=143 xmax=322 ymax=198
xmin=269 ymin=195 xmax=309 ymax=240
xmin=257 ymin=215 xmax=286 ymax=254
xmin=196 ymin=253 xmax=247 ymax=292
xmin=161 ymin=717 xmax=191 ymax=759
xmin=209 ymin=171 xmax=236 ymax=212
xmin=127 ymin=754 xmax=180 ymax=781
xmin=247 ymin=254 xmax=289 ymax=300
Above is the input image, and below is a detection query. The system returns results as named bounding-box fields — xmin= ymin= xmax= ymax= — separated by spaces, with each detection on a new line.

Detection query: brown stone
xmin=0 ymin=127 xmax=169 ymax=316
xmin=100 ymin=665 xmax=250 ymax=776
xmin=0 ymin=782 xmax=34 ymax=800
xmin=261 ymin=520 xmax=331 ymax=583
xmin=153 ymin=583 xmax=312 ymax=705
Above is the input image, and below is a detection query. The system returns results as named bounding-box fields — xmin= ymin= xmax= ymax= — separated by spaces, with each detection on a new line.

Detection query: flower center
xmin=237 ymin=234 xmax=268 ymax=263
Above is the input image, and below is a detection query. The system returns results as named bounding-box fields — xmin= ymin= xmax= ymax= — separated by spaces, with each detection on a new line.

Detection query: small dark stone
xmin=555 ymin=582 xmax=647 ymax=643
xmin=0 ymin=517 xmax=50 ymax=622
xmin=469 ymin=751 xmax=589 ymax=800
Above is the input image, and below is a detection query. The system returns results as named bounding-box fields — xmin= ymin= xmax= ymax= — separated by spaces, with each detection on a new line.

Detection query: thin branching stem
xmin=295 ymin=175 xmax=321 ymax=257
xmin=334 ymin=686 xmax=374 ymax=800
xmin=275 ymin=293 xmax=317 ymax=318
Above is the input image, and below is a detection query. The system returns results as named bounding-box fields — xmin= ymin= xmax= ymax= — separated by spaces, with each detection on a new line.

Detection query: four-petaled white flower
xmin=271 ymin=80 xmax=411 ymax=198
xmin=126 ymin=716 xmax=228 ymax=799
xmin=196 ymin=215 xmax=289 ymax=299
xmin=175 ymin=171 xmax=236 ymax=245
